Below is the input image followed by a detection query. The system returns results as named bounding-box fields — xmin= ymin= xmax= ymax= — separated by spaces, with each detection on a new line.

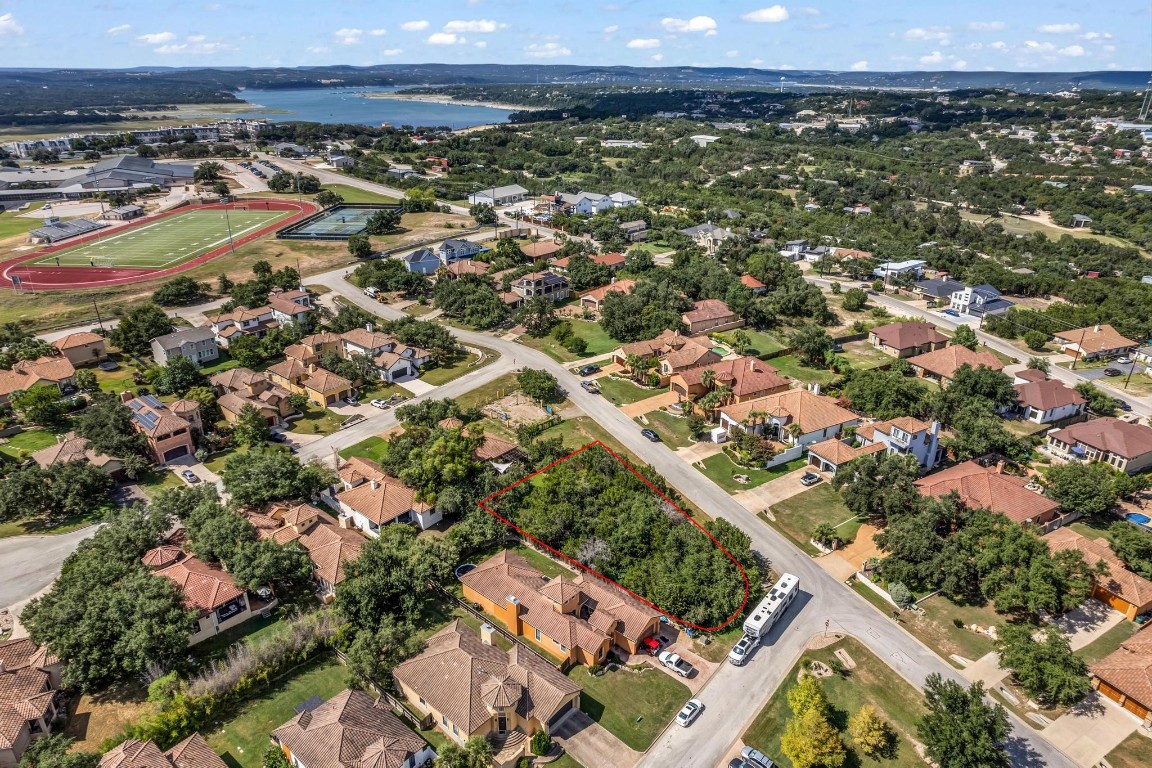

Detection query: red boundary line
xmin=478 ymin=440 xmax=751 ymax=633
xmin=0 ymin=199 xmax=320 ymax=290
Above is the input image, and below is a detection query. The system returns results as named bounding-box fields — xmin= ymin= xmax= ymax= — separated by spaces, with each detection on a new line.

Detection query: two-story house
xmin=915 ymin=460 xmax=1063 ymax=529
xmin=266 ymin=288 xmax=315 ymax=327
xmin=150 ymin=327 xmax=220 ymax=367
xmin=868 ymin=322 xmax=949 ymax=359
xmin=550 ymin=252 xmax=626 ymax=273
xmin=1047 ymin=418 xmax=1152 ymax=475
xmin=51 ymin=331 xmax=107 ymax=367
xmin=438 ymin=238 xmax=484 ymax=265
xmin=506 ymin=271 xmax=570 ymax=309
xmin=1009 ymin=377 xmax=1087 ymax=425
xmin=142 ymin=540 xmax=256 ymax=645
xmin=718 ymin=388 xmax=860 ymax=468
xmin=679 ymin=222 xmax=734 ymax=254
xmin=210 ymin=367 xmax=295 ymax=426
xmin=907 ymin=345 xmax=1004 ymax=387
xmin=247 ymin=502 xmax=364 ymax=603
xmin=579 ymin=279 xmax=635 ymax=315
xmin=337 ymin=327 xmax=432 ymax=383
xmin=670 ymin=357 xmax=790 ymax=406
xmin=949 ymin=284 xmax=1015 ymax=317
xmin=335 ymin=457 xmax=442 ymax=533
xmin=613 ymin=330 xmax=720 ymax=386
xmin=681 ymin=299 xmax=744 ymax=335
xmin=856 ymin=417 xmax=943 ymax=469
xmin=0 ymin=639 xmax=62 ymax=768
xmin=402 ymin=247 xmax=441 ymax=274
xmin=205 ymin=305 xmax=278 ymax=348
xmin=123 ymin=393 xmax=200 ymax=463
xmin=1052 ymin=324 xmax=1137 ymax=362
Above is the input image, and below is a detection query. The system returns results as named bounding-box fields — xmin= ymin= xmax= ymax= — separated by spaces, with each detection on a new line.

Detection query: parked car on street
xmin=580 ymin=380 xmax=600 ymax=394
xmin=676 ymin=699 xmax=704 ymax=727
xmin=728 ymin=635 xmax=757 ymax=666
xmin=1116 ymin=356 xmax=1133 ymax=365
xmin=370 ymin=399 xmax=390 ymax=409
xmin=1104 ymin=368 xmax=1123 ymax=377
xmin=641 ymin=428 xmax=661 ymax=442
xmin=659 ymin=650 xmax=695 ymax=678
xmin=800 ymin=472 xmax=822 ymax=487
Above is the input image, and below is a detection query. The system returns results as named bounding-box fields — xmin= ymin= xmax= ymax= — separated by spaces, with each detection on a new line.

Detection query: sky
xmin=0 ymin=0 xmax=1149 ymax=72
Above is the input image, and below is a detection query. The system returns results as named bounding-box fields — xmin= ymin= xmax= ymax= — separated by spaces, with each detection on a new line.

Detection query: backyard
xmin=566 ymin=663 xmax=691 ymax=752
xmin=742 ymin=637 xmax=928 ymax=768
xmin=0 ymin=428 xmax=59 ymax=461
xmin=696 ymin=453 xmax=808 ymax=494
xmin=764 ymin=354 xmax=840 ymax=385
xmin=769 ymin=484 xmax=861 ymax=555
xmin=518 ymin=320 xmax=618 ymax=363
xmin=635 ymin=409 xmax=696 ymax=449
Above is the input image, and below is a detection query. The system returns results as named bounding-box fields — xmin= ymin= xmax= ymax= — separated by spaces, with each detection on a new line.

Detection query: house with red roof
xmin=669 ymin=356 xmax=790 ymax=405
xmin=579 ymin=278 xmax=635 ymax=314
xmin=868 ymin=322 xmax=949 ymax=359
xmin=1090 ymin=635 xmax=1152 ymax=720
xmin=335 ymin=457 xmax=442 ymax=533
xmin=1047 ymin=418 xmax=1152 ymax=475
xmin=681 ymin=299 xmax=744 ymax=335
xmin=914 ymin=460 xmax=1063 ymax=529
xmin=142 ymin=539 xmax=256 ymax=645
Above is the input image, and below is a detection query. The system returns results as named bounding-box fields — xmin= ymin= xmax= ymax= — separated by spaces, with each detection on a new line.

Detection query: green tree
xmin=790 ymin=323 xmax=834 ymax=366
xmin=1108 ymin=521 xmax=1152 ymax=580
xmin=11 ymin=385 xmax=65 ymax=427
xmin=73 ymin=392 xmax=148 ymax=459
xmin=832 ymin=452 xmax=922 ymax=524
xmin=1075 ymin=382 xmax=1120 ymax=416
xmin=365 ymin=208 xmax=402 ymax=235
xmin=841 ymin=368 xmax=930 ymax=420
xmin=995 ymin=624 xmax=1090 ymax=707
xmin=950 ymin=325 xmax=979 ymax=351
xmin=518 ymin=296 xmax=558 ymax=337
xmin=888 ymin=582 xmax=914 ymax=609
xmin=218 ymin=272 xmax=234 ymax=294
xmin=221 ymin=448 xmax=334 ymax=507
xmin=229 ymin=334 xmax=267 ymax=369
xmin=1045 ymin=462 xmax=1120 ymax=517
xmin=1023 ymin=330 xmax=1048 ymax=351
xmin=848 ymin=705 xmax=895 ymax=759
xmin=469 ymin=202 xmax=498 ymax=227
xmin=315 ymin=189 xmax=344 ymax=207
xmin=17 ymin=734 xmax=100 ymax=768
xmin=154 ymin=355 xmax=206 ymax=396
xmin=842 ymin=287 xmax=868 ymax=311
xmin=228 ymin=537 xmax=312 ymax=591
xmin=518 ymin=369 xmax=560 ymax=403
xmin=1027 ymin=356 xmax=1050 ymax=373
xmin=345 ymin=619 xmax=426 ymax=688
xmin=263 ymin=745 xmax=293 ymax=768
xmin=152 ymin=275 xmax=208 ymax=306
xmin=233 ymin=403 xmax=271 ymax=448
xmin=918 ymin=674 xmax=1010 ymax=768
xmin=193 ymin=160 xmax=223 ymax=182
xmin=74 ymin=368 xmax=97 ymax=391
xmin=347 ymin=233 xmax=372 ymax=259
xmin=781 ymin=706 xmax=846 ymax=768
xmin=788 ymin=673 xmax=832 ymax=719
xmin=109 ymin=304 xmax=173 ymax=355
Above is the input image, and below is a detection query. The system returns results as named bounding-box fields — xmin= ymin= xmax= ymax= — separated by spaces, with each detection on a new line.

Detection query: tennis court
xmin=29 ymin=207 xmax=290 ymax=269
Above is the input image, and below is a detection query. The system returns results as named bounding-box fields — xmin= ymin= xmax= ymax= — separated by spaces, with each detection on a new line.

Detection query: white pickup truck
xmin=658 ymin=650 xmax=695 ymax=678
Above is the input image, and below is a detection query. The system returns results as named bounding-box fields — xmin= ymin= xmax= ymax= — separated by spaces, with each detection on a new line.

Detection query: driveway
xmin=619 ymin=391 xmax=680 ymax=419
xmin=732 ymin=467 xmax=812 ymax=514
xmin=550 ymin=709 xmax=640 ymax=768
xmin=1051 ymin=600 xmax=1125 ymax=652
xmin=394 ymin=376 xmax=438 ymax=396
xmin=1044 ymin=692 xmax=1140 ymax=767
xmin=0 ymin=526 xmax=100 ymax=609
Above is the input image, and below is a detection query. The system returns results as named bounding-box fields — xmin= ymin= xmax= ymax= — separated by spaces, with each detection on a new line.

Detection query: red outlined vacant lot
xmin=478 ymin=440 xmax=750 ymax=632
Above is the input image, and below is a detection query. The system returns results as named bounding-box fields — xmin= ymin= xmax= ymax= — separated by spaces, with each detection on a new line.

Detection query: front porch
xmin=489 ymin=728 xmax=529 ymax=768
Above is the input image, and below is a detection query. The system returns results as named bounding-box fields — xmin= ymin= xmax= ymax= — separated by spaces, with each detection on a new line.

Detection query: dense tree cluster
xmin=918 ymin=674 xmax=1010 ymax=768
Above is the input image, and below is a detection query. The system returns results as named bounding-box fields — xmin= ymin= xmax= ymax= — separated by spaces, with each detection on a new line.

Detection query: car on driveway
xmin=741 ymin=746 xmax=776 ymax=768
xmin=1118 ymin=400 xmax=1133 ymax=412
xmin=180 ymin=470 xmax=201 ymax=484
xmin=580 ymin=380 xmax=600 ymax=394
xmin=370 ymin=399 xmax=390 ymax=409
xmin=345 ymin=396 xmax=360 ymax=405
xmin=1104 ymin=368 xmax=1123 ymax=377
xmin=269 ymin=432 xmax=287 ymax=443
xmin=800 ymin=471 xmax=822 ymax=486
xmin=728 ymin=761 xmax=752 ymax=768
xmin=1116 ymin=356 xmax=1133 ymax=365
xmin=676 ymin=699 xmax=704 ymax=727
xmin=579 ymin=364 xmax=601 ymax=377
xmin=728 ymin=635 xmax=757 ymax=666
xmin=641 ymin=428 xmax=661 ymax=442
xmin=641 ymin=636 xmax=665 ymax=656
xmin=658 ymin=650 xmax=695 ymax=678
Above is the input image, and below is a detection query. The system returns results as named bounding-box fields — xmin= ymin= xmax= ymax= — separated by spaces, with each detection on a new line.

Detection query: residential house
xmin=1047 ymin=418 xmax=1152 ymax=475
xmin=613 ymin=330 xmax=721 ymax=386
xmin=1052 ymin=324 xmax=1137 ymax=361
xmin=1045 ymin=527 xmax=1152 ymax=621
xmin=914 ymin=460 xmax=1063 ymax=529
xmin=205 ymin=305 xmax=277 ymax=348
xmin=402 ymin=248 xmax=441 ymax=275
xmin=31 ymin=433 xmax=125 ymax=480
xmin=579 ymin=278 xmax=635 ymax=314
xmin=950 ymin=284 xmax=1015 ymax=317
xmin=1071 ymin=214 xmax=1093 ymax=228
xmin=210 ymin=367 xmax=295 ymax=426
xmin=328 ymin=153 xmax=355 ymax=169
xmin=142 ymin=540 xmax=256 ymax=645
xmin=438 ymin=238 xmax=484 ymax=266
xmin=783 ymin=240 xmax=809 ymax=255
xmin=1090 ymin=636 xmax=1152 ymax=720
xmin=718 ymin=388 xmax=860 ymax=467
xmin=1010 ymin=378 xmax=1087 ymax=424
xmin=461 ymin=550 xmax=661 ymax=665
xmin=682 ymin=299 xmax=743 ymax=335
xmin=335 ymin=457 xmax=442 ymax=533
xmin=608 ymin=192 xmax=639 ymax=208
xmin=271 ymin=689 xmax=434 ymax=768
xmin=906 ymin=345 xmax=1004 ymax=387
xmin=338 ymin=327 xmax=432 ymax=382
xmin=393 ymin=621 xmax=581 ymax=762
xmin=97 ymin=735 xmax=226 ymax=768
xmin=269 ymin=357 xmax=355 ymax=406
xmin=551 ymin=252 xmax=626 ymax=273
xmin=618 ymin=219 xmax=648 ymax=242
xmin=267 ymin=288 xmax=315 ymax=326
xmin=247 ymin=502 xmax=364 ymax=602
xmin=511 ymin=271 xmax=570 ymax=304
xmin=740 ymin=274 xmax=767 ymax=295
xmin=1134 ymin=344 xmax=1152 ymax=367
xmin=873 ymin=260 xmax=926 ymax=280
xmin=798 ymin=245 xmax=834 ymax=263
xmin=520 ymin=241 xmax=563 ymax=260
xmin=150 ymin=327 xmax=220 ymax=367
xmin=670 ymin=357 xmax=790 ymax=404
xmin=0 ymin=356 xmax=75 ymax=407
xmin=868 ymin=322 xmax=949 ymax=358
xmin=123 ymin=393 xmax=200 ymax=463
xmin=0 ymin=639 xmax=61 ymax=768
xmin=340 ymin=327 xmax=398 ymax=359
xmin=553 ymin=191 xmax=614 ymax=216
xmin=679 ymin=222 xmax=734 ymax=254
xmin=856 ymin=417 xmax=943 ymax=469
xmin=806 ymin=438 xmax=887 ymax=476
xmin=50 ymin=331 xmax=106 ymax=367
xmin=473 ymin=432 xmax=522 ymax=472
xmin=442 ymin=259 xmax=490 ymax=279
xmin=467 ymin=184 xmax=528 ymax=207
xmin=292 ymin=332 xmax=343 ymax=363
xmin=914 ymin=277 xmax=966 ymax=301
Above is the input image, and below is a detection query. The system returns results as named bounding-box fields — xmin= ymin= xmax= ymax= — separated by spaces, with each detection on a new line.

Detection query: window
xmin=442 ymin=714 xmax=448 ymax=726
xmin=452 ymin=724 xmax=459 ymax=736
xmin=535 ymin=628 xmax=542 ymax=641
xmin=419 ymin=697 xmax=426 ymax=707
xmin=560 ymin=644 xmax=567 ymax=652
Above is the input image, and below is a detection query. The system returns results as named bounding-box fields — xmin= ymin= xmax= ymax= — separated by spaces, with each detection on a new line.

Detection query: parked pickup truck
xmin=658 ymin=650 xmax=695 ymax=678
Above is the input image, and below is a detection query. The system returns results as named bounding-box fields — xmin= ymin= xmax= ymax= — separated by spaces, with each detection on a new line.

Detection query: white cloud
xmin=741 ymin=6 xmax=789 ymax=23
xmin=953 ymin=59 xmax=968 ymax=69
xmin=603 ymin=25 xmax=619 ymax=34
xmin=334 ymin=28 xmax=363 ymax=45
xmin=427 ymin=32 xmax=463 ymax=45
xmin=967 ymin=21 xmax=1006 ymax=31
xmin=750 ymin=58 xmax=764 ymax=66
xmin=1082 ymin=31 xmax=1112 ymax=41
xmin=1058 ymin=44 xmax=1085 ymax=56
xmin=1036 ymin=23 xmax=1080 ymax=34
xmin=382 ymin=48 xmax=403 ymax=56
xmin=0 ymin=13 xmax=23 ymax=36
xmin=443 ymin=19 xmax=503 ymax=33
xmin=106 ymin=24 xmax=132 ymax=35
xmin=474 ymin=40 xmax=487 ymax=48
xmin=154 ymin=39 xmax=234 ymax=55
xmin=400 ymin=20 xmax=429 ymax=31
xmin=187 ymin=34 xmax=206 ymax=42
xmin=796 ymin=7 xmax=820 ymax=15
xmin=726 ymin=49 xmax=739 ymax=58
xmin=1023 ymin=40 xmax=1056 ymax=52
xmin=626 ymin=38 xmax=661 ymax=49
xmin=850 ymin=60 xmax=869 ymax=71
xmin=651 ymin=53 xmax=664 ymax=62
xmin=369 ymin=29 xmax=387 ymax=36
xmin=989 ymin=40 xmax=1009 ymax=51
xmin=306 ymin=45 xmax=330 ymax=54
xmin=524 ymin=42 xmax=571 ymax=58
xmin=137 ymin=31 xmax=176 ymax=44
xmin=904 ymin=26 xmax=951 ymax=44
xmin=919 ymin=51 xmax=946 ymax=65
xmin=661 ymin=16 xmax=717 ymax=35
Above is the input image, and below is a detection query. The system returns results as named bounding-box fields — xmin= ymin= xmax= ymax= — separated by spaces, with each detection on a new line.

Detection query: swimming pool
xmin=712 ymin=346 xmax=731 ymax=357
xmin=1126 ymin=512 xmax=1151 ymax=526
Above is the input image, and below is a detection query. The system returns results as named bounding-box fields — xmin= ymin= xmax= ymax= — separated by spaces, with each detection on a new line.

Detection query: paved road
xmin=0 ymin=526 xmax=99 ymax=609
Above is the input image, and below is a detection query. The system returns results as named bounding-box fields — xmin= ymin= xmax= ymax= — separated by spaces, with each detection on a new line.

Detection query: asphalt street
xmin=0 ymin=526 xmax=99 ymax=609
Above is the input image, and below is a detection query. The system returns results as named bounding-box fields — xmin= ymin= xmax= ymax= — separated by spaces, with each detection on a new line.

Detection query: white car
xmin=728 ymin=635 xmax=757 ymax=666
xmin=370 ymin=399 xmax=390 ymax=409
xmin=676 ymin=698 xmax=704 ymax=727
xmin=1116 ymin=356 xmax=1133 ymax=365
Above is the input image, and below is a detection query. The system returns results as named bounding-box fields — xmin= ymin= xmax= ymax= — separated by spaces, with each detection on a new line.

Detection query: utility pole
xmin=92 ymin=300 xmax=105 ymax=333
xmin=1070 ymin=325 xmax=1089 ymax=371
xmin=223 ymin=202 xmax=235 ymax=253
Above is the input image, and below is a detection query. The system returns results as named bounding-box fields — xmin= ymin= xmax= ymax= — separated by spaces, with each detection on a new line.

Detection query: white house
xmin=949 ymin=284 xmax=1015 ymax=317
xmin=467 ymin=184 xmax=528 ymax=207
xmin=718 ymin=389 xmax=859 ymax=469
xmin=856 ymin=417 xmax=943 ymax=469
xmin=336 ymin=457 xmax=443 ymax=533
xmin=608 ymin=191 xmax=640 ymax=208
xmin=873 ymin=260 xmax=926 ymax=280
xmin=1010 ymin=378 xmax=1087 ymax=424
xmin=267 ymin=289 xmax=314 ymax=326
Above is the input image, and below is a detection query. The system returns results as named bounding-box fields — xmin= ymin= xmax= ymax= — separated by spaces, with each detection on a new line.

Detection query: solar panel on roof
xmin=140 ymin=394 xmax=164 ymax=409
xmin=127 ymin=400 xmax=143 ymax=412
xmin=134 ymin=411 xmax=159 ymax=431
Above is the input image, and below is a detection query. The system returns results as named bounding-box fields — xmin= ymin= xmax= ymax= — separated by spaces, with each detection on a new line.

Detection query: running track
xmin=0 ymin=199 xmax=319 ymax=290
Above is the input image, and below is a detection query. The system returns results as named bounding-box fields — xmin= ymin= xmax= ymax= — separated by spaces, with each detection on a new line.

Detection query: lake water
xmin=216 ymin=87 xmax=514 ymax=129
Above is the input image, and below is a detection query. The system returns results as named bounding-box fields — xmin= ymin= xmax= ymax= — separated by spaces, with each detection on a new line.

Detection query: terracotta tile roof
xmin=272 ymin=689 xmax=426 ymax=768
xmin=0 ymin=356 xmax=75 ymax=397
xmin=1014 ymin=379 xmax=1086 ymax=412
xmin=721 ymin=389 xmax=858 ymax=436
xmin=580 ymin=279 xmax=636 ymax=305
xmin=141 ymin=544 xmax=184 ymax=569
xmin=552 ymin=252 xmax=625 ymax=270
xmin=210 ymin=367 xmax=266 ymax=391
xmin=855 ymin=417 xmax=933 ymax=441
xmin=676 ymin=356 xmax=790 ymax=398
xmin=521 ymin=241 xmax=563 ymax=259
xmin=144 ymin=545 xmax=246 ymax=615
xmin=300 ymin=332 xmax=342 ymax=348
xmin=267 ymin=358 xmax=309 ymax=383
xmin=870 ymin=322 xmax=948 ymax=351
xmin=739 ymin=274 xmax=766 ymax=290
xmin=907 ymin=345 xmax=1003 ymax=381
xmin=51 ymin=331 xmax=104 ymax=350
xmin=99 ymin=734 xmax=227 ymax=768
xmin=474 ymin=433 xmax=519 ymax=462
xmin=303 ymin=368 xmax=353 ymax=394
xmin=393 ymin=620 xmax=580 ymax=736
xmin=170 ymin=399 xmax=201 ymax=415
xmin=341 ymin=328 xmax=396 ymax=352
xmin=914 ymin=461 xmax=1060 ymax=524
xmin=31 ymin=432 xmax=119 ymax=470
xmin=1053 ymin=324 xmax=1137 ymax=355
xmin=438 ymin=417 xmax=465 ymax=429
xmin=269 ymin=295 xmax=314 ymax=316
xmin=339 ymin=457 xmax=387 ymax=487
xmin=806 ymin=438 xmax=886 ymax=466
xmin=217 ymin=391 xmax=278 ymax=417
xmin=283 ymin=343 xmax=312 ymax=362
xmin=682 ymin=298 xmax=736 ymax=325
xmin=619 ymin=329 xmax=711 ymax=361
xmin=1050 ymin=418 xmax=1152 ymax=461
xmin=0 ymin=639 xmax=57 ymax=751
xmin=1092 ymin=635 xmax=1152 ymax=711
xmin=1015 ymin=368 xmax=1048 ymax=383
xmin=163 ymin=733 xmax=228 ymax=768
xmin=337 ymin=471 xmax=430 ymax=526
xmin=445 ymin=260 xmax=490 ymax=277
xmin=1045 ymin=527 xmax=1152 ymax=609
xmin=125 ymin=395 xmax=191 ymax=437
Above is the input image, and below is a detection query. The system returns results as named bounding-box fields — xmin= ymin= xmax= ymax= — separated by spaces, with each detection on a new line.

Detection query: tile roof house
xmin=50 ymin=331 xmax=107 ymax=367
xmin=211 ymin=367 xmax=295 ymax=425
xmin=1047 ymin=418 xmax=1152 ymax=475
xmin=142 ymin=539 xmax=255 ymax=646
xmin=1045 ymin=527 xmax=1152 ymax=621
xmin=719 ymin=389 xmax=860 ymax=467
xmin=247 ymin=502 xmax=364 ymax=602
xmin=868 ymin=322 xmax=949 ymax=358
xmin=1089 ymin=635 xmax=1152 ymax=720
xmin=670 ymin=356 xmax=790 ymax=405
xmin=0 ymin=356 xmax=76 ymax=406
xmin=97 ymin=734 xmax=227 ymax=768
xmin=806 ymin=438 xmax=887 ymax=476
xmin=271 ymin=689 xmax=434 ymax=768
xmin=914 ymin=460 xmax=1062 ymax=528
xmin=267 ymin=288 xmax=315 ymax=326
xmin=520 ymin=241 xmax=564 ymax=260
xmin=613 ymin=330 xmax=721 ymax=386
xmin=550 ymin=252 xmax=625 ymax=272
xmin=906 ymin=345 xmax=1004 ymax=387
xmin=578 ymin=278 xmax=635 ymax=313
xmin=205 ymin=305 xmax=278 ymax=348
xmin=855 ymin=417 xmax=943 ymax=469
xmin=335 ymin=457 xmax=442 ymax=533
xmin=1010 ymin=378 xmax=1087 ymax=424
xmin=268 ymin=364 xmax=355 ymax=407
xmin=122 ymin=393 xmax=200 ymax=464
xmin=150 ymin=327 xmax=219 ymax=367
xmin=30 ymin=432 xmax=125 ymax=480
xmin=739 ymin=274 xmax=767 ymax=295
xmin=393 ymin=620 xmax=580 ymax=758
xmin=0 ymin=639 xmax=61 ymax=768
xmin=1053 ymin=324 xmax=1138 ymax=361
xmin=681 ymin=299 xmax=744 ymax=335
xmin=442 ymin=259 xmax=490 ymax=279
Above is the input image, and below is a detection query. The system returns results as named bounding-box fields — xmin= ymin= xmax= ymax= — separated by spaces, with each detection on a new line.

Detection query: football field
xmin=30 ymin=208 xmax=290 ymax=269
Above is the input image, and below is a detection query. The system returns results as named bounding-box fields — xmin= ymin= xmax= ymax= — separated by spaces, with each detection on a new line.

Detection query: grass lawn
xmin=418 ymin=346 xmax=496 ymax=387
xmin=402 ymin=302 xmax=435 ymax=317
xmin=596 ymin=376 xmax=658 ymax=406
xmin=1103 ymin=732 xmax=1152 ymax=768
xmin=743 ymin=637 xmax=928 ymax=768
xmin=191 ymin=590 xmax=320 ymax=665
xmin=1066 ymin=515 xmax=1123 ymax=546
xmin=207 ymin=658 xmax=350 ymax=768
xmin=905 ymin=594 xmax=1001 ymax=664
xmin=770 ymin=484 xmax=860 ymax=555
xmin=454 ymin=371 xmax=519 ymax=410
xmin=1076 ymin=619 xmax=1138 ymax=667
xmin=0 ymin=428 xmax=59 ymax=461
xmin=636 ymin=409 xmax=696 ymax=449
xmin=0 ymin=501 xmax=113 ymax=539
xmin=549 ymin=755 xmax=585 ymax=768
xmin=696 ymin=453 xmax=808 ymax=495
xmin=732 ymin=329 xmax=787 ymax=358
xmin=95 ymin=356 xmax=145 ymax=395
xmin=320 ymin=183 xmax=400 ymax=204
xmin=517 ymin=321 xmax=618 ymax=363
xmin=200 ymin=351 xmax=245 ymax=376
xmin=567 ymin=663 xmax=691 ymax=751
xmin=287 ymin=404 xmax=346 ymax=436
xmin=0 ymin=208 xmax=46 ymax=240
xmin=766 ymin=354 xmax=839 ymax=385
xmin=508 ymin=542 xmax=577 ymax=580
xmin=548 ymin=416 xmax=636 ymax=463
xmin=840 ymin=339 xmax=894 ymax=370
xmin=338 ymin=435 xmax=390 ymax=462
xmin=136 ymin=466 xmax=185 ymax=498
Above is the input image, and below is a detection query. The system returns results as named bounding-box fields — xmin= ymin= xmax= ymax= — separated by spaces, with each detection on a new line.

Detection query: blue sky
xmin=0 ymin=1 xmax=1148 ymax=71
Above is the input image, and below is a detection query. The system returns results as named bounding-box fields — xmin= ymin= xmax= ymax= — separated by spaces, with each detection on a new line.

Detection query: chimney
xmin=994 ymin=460 xmax=1006 ymax=475
xmin=370 ymin=479 xmax=379 ymax=490
xmin=0 ymin=661 xmax=5 ymax=674
xmin=366 ymin=322 xmax=374 ymax=334
xmin=1094 ymin=324 xmax=1100 ymax=333
xmin=480 ymin=623 xmax=496 ymax=646
xmin=338 ymin=515 xmax=351 ymax=529
xmin=505 ymin=595 xmax=522 ymax=633
xmin=120 ymin=391 xmax=134 ymax=404
xmin=610 ymin=276 xmax=616 ymax=284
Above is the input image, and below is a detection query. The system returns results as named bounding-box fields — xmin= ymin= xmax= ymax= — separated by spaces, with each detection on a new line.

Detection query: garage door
xmin=163 ymin=445 xmax=189 ymax=462
xmin=1123 ymin=696 xmax=1149 ymax=719
xmin=1098 ymin=586 xmax=1132 ymax=615
xmin=547 ymin=698 xmax=575 ymax=728
xmin=1098 ymin=681 xmax=1125 ymax=706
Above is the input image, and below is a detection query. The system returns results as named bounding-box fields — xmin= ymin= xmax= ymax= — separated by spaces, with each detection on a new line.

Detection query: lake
xmin=215 ymin=87 xmax=514 ymax=129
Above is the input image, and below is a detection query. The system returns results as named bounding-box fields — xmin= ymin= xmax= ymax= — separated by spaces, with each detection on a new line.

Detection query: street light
xmin=223 ymin=202 xmax=235 ymax=253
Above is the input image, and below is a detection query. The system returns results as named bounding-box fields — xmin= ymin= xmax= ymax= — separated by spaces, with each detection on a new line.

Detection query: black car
xmin=1118 ymin=400 xmax=1133 ymax=412
xmin=269 ymin=432 xmax=287 ymax=443
xmin=1104 ymin=368 xmax=1123 ymax=377
xmin=641 ymin=428 xmax=661 ymax=442
xmin=579 ymin=364 xmax=601 ymax=377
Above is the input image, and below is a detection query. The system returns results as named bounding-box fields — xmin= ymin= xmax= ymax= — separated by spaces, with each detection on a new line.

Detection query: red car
xmin=641 ymin=636 xmax=664 ymax=655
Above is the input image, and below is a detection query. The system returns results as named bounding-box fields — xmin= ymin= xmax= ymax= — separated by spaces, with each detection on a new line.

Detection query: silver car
xmin=728 ymin=634 xmax=757 ymax=666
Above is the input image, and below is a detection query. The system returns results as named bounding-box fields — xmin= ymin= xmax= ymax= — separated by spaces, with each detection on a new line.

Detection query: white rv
xmin=743 ymin=573 xmax=799 ymax=642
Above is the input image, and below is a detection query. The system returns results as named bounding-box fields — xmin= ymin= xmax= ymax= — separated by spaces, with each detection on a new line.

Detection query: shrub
xmin=1023 ymin=330 xmax=1047 ymax=351
xmin=888 ymin=582 xmax=914 ymax=609
xmin=531 ymin=730 xmax=553 ymax=756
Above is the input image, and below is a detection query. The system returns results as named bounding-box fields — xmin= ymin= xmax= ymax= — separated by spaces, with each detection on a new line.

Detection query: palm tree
xmin=787 ymin=423 xmax=805 ymax=444
xmin=701 ymin=368 xmax=717 ymax=392
xmin=623 ymin=353 xmax=646 ymax=383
